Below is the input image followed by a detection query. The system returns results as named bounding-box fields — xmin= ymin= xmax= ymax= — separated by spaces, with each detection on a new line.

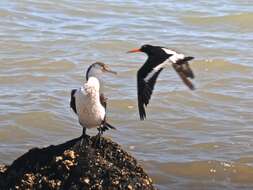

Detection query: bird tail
xmin=105 ymin=122 xmax=116 ymax=129
xmin=102 ymin=122 xmax=116 ymax=131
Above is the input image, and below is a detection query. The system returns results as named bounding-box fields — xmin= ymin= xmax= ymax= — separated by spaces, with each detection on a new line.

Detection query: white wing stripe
xmin=144 ymin=59 xmax=170 ymax=82
xmin=162 ymin=48 xmax=185 ymax=63
xmin=162 ymin=48 xmax=177 ymax=55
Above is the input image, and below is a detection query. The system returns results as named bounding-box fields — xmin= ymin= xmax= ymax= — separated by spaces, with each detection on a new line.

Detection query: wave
xmin=183 ymin=13 xmax=253 ymax=29
xmin=192 ymin=59 xmax=253 ymax=73
xmin=145 ymin=159 xmax=253 ymax=186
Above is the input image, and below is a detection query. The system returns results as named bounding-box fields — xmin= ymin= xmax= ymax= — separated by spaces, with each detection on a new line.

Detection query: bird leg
xmin=79 ymin=127 xmax=87 ymax=151
xmin=82 ymin=127 xmax=86 ymax=138
xmin=95 ymin=124 xmax=105 ymax=147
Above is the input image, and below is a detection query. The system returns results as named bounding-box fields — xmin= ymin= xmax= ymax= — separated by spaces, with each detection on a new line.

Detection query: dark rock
xmin=0 ymin=136 xmax=156 ymax=190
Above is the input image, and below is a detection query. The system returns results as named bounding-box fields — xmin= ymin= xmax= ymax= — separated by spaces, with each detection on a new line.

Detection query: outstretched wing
xmin=172 ymin=62 xmax=195 ymax=90
xmin=137 ymin=68 xmax=163 ymax=120
xmin=70 ymin=89 xmax=77 ymax=114
xmin=175 ymin=56 xmax=195 ymax=79
xmin=181 ymin=62 xmax=194 ymax=79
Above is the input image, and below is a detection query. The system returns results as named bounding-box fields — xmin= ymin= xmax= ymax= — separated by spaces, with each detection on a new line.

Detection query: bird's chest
xmin=76 ymin=93 xmax=105 ymax=127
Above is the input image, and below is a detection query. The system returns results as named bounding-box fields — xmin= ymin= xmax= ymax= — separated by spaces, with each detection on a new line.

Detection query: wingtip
xmin=186 ymin=56 xmax=194 ymax=61
xmin=138 ymin=98 xmax=147 ymax=121
xmin=139 ymin=113 xmax=146 ymax=120
xmin=190 ymin=85 xmax=195 ymax=90
xmin=187 ymin=81 xmax=195 ymax=91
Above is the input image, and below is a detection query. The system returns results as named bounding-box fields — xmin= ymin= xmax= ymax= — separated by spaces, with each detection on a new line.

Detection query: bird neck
xmin=86 ymin=75 xmax=105 ymax=94
xmin=84 ymin=77 xmax=101 ymax=103
xmin=86 ymin=68 xmax=100 ymax=81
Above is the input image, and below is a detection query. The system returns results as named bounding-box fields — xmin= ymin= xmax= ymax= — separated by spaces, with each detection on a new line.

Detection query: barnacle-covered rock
xmin=0 ymin=136 xmax=156 ymax=190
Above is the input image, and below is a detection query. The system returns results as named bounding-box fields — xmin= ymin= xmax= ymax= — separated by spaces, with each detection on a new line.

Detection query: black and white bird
xmin=70 ymin=62 xmax=117 ymax=138
xmin=127 ymin=44 xmax=195 ymax=120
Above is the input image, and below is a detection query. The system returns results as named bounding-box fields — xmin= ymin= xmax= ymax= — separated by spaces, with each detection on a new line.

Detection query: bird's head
xmin=86 ymin=62 xmax=117 ymax=81
xmin=127 ymin=44 xmax=167 ymax=57
xmin=127 ymin=44 xmax=153 ymax=54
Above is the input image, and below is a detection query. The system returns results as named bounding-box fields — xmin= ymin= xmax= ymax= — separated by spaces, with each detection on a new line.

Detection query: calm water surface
xmin=0 ymin=1 xmax=253 ymax=189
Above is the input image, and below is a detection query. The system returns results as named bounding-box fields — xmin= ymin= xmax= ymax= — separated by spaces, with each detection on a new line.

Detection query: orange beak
xmin=127 ymin=48 xmax=141 ymax=53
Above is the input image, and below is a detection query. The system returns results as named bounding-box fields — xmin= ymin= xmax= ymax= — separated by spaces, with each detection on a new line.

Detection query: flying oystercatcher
xmin=128 ymin=44 xmax=195 ymax=120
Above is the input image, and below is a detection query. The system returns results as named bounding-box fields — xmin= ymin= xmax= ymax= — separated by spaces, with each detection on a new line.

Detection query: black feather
xmin=104 ymin=122 xmax=116 ymax=130
xmin=70 ymin=89 xmax=77 ymax=114
xmin=176 ymin=56 xmax=194 ymax=65
xmin=174 ymin=56 xmax=195 ymax=79
xmin=172 ymin=63 xmax=195 ymax=90
xmin=137 ymin=68 xmax=163 ymax=120
xmin=101 ymin=122 xmax=116 ymax=132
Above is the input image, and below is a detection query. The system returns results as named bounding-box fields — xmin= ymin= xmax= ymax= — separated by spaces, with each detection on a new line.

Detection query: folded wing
xmin=70 ymin=89 xmax=77 ymax=114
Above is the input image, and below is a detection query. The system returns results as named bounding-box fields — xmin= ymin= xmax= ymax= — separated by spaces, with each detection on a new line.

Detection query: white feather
xmin=86 ymin=64 xmax=105 ymax=93
xmin=75 ymin=77 xmax=105 ymax=129
xmin=162 ymin=48 xmax=185 ymax=63
xmin=144 ymin=48 xmax=187 ymax=82
xmin=161 ymin=48 xmax=177 ymax=55
xmin=144 ymin=59 xmax=170 ymax=82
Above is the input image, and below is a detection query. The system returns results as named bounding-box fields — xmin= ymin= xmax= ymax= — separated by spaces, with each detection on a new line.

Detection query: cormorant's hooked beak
xmin=103 ymin=65 xmax=117 ymax=75
xmin=127 ymin=48 xmax=141 ymax=53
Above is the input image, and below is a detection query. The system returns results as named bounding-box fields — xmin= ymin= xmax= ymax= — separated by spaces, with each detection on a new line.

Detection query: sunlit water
xmin=0 ymin=1 xmax=253 ymax=189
